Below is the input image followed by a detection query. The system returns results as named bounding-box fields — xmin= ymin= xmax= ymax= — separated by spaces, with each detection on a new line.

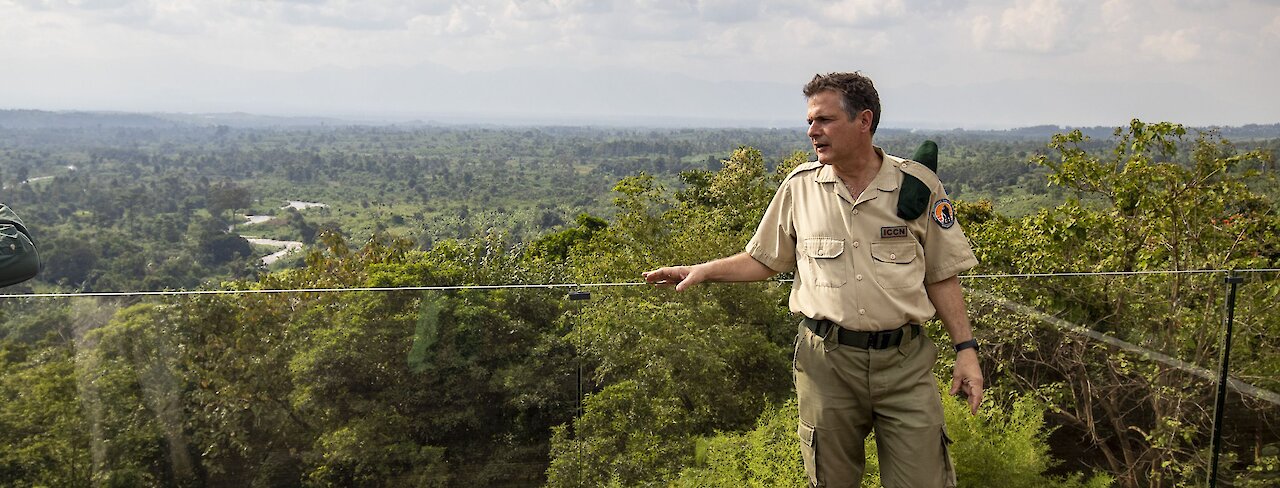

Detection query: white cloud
xmin=820 ymin=0 xmax=907 ymax=26
xmin=1170 ymin=0 xmax=1220 ymax=10
xmin=778 ymin=18 xmax=828 ymax=49
xmin=443 ymin=4 xmax=491 ymax=36
xmin=10 ymin=0 xmax=210 ymax=34
xmin=971 ymin=0 xmax=1078 ymax=54
xmin=12 ymin=0 xmax=134 ymax=10
xmin=8 ymin=1 xmax=457 ymax=32
xmin=503 ymin=0 xmax=562 ymax=21
xmin=696 ymin=0 xmax=766 ymax=23
xmin=1099 ymin=0 xmax=1133 ymax=32
xmin=1267 ymin=14 xmax=1280 ymax=37
xmin=1140 ymin=29 xmax=1202 ymax=62
xmin=0 ymin=0 xmax=1277 ymax=126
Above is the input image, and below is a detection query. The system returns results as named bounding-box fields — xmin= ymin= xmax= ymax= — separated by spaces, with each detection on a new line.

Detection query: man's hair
xmin=803 ymin=72 xmax=881 ymax=135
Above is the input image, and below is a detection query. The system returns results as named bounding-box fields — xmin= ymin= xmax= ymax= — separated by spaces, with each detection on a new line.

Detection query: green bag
xmin=0 ymin=203 xmax=40 ymax=287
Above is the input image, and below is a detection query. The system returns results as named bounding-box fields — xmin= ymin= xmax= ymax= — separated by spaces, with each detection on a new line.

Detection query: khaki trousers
xmin=794 ymin=322 xmax=957 ymax=488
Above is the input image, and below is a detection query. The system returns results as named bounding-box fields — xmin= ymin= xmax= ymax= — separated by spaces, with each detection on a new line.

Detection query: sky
xmin=1 ymin=0 xmax=1278 ymax=129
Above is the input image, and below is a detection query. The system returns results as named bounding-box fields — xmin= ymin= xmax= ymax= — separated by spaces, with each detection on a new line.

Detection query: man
xmin=642 ymin=72 xmax=982 ymax=487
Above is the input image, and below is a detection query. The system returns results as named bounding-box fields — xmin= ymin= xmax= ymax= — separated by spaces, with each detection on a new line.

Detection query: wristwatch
xmin=953 ymin=339 xmax=979 ymax=353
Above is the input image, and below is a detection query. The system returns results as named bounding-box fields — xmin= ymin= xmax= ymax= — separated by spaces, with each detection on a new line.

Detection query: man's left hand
xmin=950 ymin=349 xmax=983 ymax=415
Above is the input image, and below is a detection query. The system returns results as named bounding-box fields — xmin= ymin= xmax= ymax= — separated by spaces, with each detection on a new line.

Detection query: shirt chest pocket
xmin=802 ymin=237 xmax=847 ymax=288
xmin=871 ymin=242 xmax=922 ymax=289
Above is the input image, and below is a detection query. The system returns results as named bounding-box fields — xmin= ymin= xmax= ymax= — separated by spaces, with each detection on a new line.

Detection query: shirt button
xmin=852 ymin=241 xmax=860 ymax=248
xmin=858 ymin=308 xmax=866 ymax=315
xmin=900 ymin=163 xmax=908 ymax=169
xmin=816 ymin=249 xmax=824 ymax=256
xmin=889 ymin=253 xmax=897 ymax=260
xmin=856 ymin=274 xmax=863 ymax=281
xmin=852 ymin=209 xmax=859 ymax=215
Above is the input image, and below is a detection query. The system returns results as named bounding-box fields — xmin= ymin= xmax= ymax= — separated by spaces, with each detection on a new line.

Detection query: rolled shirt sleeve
xmin=746 ymin=181 xmax=797 ymax=274
xmin=919 ymin=184 xmax=978 ymax=284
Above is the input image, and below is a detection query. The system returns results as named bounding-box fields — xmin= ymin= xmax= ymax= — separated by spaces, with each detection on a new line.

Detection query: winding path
xmin=236 ymin=201 xmax=328 ymax=265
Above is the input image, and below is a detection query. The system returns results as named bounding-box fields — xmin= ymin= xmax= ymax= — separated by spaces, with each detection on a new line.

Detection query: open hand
xmin=642 ymin=265 xmax=703 ymax=291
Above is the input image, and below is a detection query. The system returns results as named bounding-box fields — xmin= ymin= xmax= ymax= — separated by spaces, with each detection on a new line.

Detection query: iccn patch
xmin=881 ymin=226 xmax=909 ymax=239
xmin=931 ymin=199 xmax=956 ymax=229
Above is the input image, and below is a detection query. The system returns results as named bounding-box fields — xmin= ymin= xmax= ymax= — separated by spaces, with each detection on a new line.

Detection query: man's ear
xmin=855 ymin=109 xmax=874 ymax=133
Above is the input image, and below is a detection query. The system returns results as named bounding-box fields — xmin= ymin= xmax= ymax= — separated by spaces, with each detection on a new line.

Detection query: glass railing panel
xmin=964 ymin=271 xmax=1280 ymax=487
xmin=1 ymin=270 xmax=1276 ymax=486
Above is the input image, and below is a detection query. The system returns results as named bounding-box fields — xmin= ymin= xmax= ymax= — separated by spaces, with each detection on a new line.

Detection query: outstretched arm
xmin=926 ymin=275 xmax=984 ymax=415
xmin=642 ymin=252 xmax=779 ymax=292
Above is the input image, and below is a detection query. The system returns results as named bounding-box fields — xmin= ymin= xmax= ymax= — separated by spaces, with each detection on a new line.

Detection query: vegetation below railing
xmin=1 ymin=121 xmax=1277 ymax=487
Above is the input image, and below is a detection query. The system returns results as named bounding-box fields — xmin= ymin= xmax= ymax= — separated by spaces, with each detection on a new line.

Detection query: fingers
xmin=643 ymin=266 xmax=700 ymax=290
xmin=968 ymin=385 xmax=983 ymax=415
xmin=675 ymin=278 xmax=696 ymax=292
xmin=642 ymin=268 xmax=680 ymax=285
xmin=957 ymin=376 xmax=983 ymax=415
xmin=953 ymin=351 xmax=983 ymax=414
xmin=965 ymin=380 xmax=983 ymax=415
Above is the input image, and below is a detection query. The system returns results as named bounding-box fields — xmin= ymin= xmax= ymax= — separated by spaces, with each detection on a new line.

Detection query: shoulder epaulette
xmin=897 ymin=140 xmax=938 ymax=220
xmin=783 ymin=160 xmax=823 ymax=182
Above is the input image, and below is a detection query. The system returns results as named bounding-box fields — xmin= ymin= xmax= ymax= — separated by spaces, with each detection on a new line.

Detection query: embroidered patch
xmin=932 ymin=199 xmax=956 ymax=229
xmin=880 ymin=226 xmax=909 ymax=239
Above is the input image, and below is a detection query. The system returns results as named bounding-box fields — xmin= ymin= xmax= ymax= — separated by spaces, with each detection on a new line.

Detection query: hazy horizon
xmin=6 ymin=105 xmax=1279 ymax=132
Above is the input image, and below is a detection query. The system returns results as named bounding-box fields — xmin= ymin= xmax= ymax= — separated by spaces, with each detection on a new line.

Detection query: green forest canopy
xmin=0 ymin=119 xmax=1277 ymax=487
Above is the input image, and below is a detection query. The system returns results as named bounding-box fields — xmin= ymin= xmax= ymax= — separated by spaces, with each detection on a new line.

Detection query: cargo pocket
xmin=798 ymin=419 xmax=819 ymax=487
xmin=870 ymin=242 xmax=921 ymax=289
xmin=941 ymin=427 xmax=957 ymax=488
xmin=802 ymin=237 xmax=846 ymax=287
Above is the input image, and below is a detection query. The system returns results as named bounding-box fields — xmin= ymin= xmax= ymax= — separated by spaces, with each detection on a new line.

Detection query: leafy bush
xmin=673 ymin=385 xmax=1113 ymax=488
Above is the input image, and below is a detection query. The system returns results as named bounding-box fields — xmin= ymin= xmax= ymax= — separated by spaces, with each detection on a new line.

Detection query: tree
xmin=206 ymin=181 xmax=251 ymax=222
xmin=546 ymin=149 xmax=805 ymax=487
xmin=185 ymin=215 xmax=252 ymax=265
xmin=0 ymin=340 xmax=92 ymax=486
xmin=54 ymin=232 xmax=584 ymax=486
xmin=33 ymin=232 xmax=98 ymax=286
xmin=966 ymin=120 xmax=1279 ymax=486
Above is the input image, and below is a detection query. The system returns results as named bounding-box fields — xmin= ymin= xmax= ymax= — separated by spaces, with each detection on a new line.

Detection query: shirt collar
xmin=814 ymin=146 xmax=901 ymax=193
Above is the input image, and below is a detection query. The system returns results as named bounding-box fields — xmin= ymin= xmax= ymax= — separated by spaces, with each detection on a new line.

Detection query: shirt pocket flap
xmin=803 ymin=237 xmax=844 ymax=259
xmin=871 ymin=242 xmax=917 ymax=264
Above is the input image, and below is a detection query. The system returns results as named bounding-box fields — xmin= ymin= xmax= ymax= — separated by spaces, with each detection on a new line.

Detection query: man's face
xmin=806 ymin=90 xmax=870 ymax=165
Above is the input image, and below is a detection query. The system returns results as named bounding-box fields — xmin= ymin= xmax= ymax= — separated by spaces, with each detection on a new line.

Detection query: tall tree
xmin=966 ymin=120 xmax=1279 ymax=486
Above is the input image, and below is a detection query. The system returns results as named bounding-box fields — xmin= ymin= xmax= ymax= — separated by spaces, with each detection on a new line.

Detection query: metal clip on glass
xmin=567 ymin=287 xmax=591 ymax=301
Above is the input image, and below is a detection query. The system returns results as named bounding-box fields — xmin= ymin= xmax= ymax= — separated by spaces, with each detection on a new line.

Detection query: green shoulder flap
xmin=0 ymin=203 xmax=41 ymax=288
xmin=896 ymin=140 xmax=938 ymax=220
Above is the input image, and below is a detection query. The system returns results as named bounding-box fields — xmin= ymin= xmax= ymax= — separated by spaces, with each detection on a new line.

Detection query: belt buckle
xmin=872 ymin=331 xmax=890 ymax=349
xmin=874 ymin=328 xmax=901 ymax=349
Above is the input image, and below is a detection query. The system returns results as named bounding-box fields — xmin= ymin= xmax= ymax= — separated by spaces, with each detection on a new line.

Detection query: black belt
xmin=803 ymin=318 xmax=921 ymax=349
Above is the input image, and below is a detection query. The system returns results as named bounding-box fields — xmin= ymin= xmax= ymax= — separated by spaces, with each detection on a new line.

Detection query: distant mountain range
xmin=0 ymin=109 xmax=183 ymax=129
xmin=2 ymin=109 xmax=1278 ymax=140
xmin=0 ymin=109 xmax=356 ymax=129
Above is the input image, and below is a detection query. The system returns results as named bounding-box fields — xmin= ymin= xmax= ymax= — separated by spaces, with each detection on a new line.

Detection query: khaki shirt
xmin=746 ymin=147 xmax=978 ymax=331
